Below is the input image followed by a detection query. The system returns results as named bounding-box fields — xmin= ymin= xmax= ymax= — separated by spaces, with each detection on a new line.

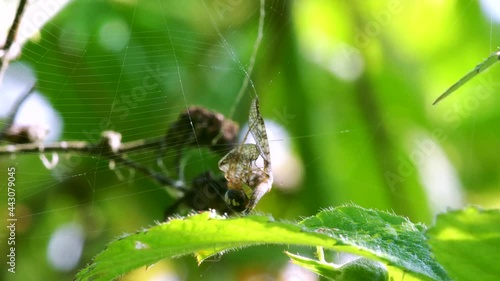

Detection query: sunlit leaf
xmin=427 ymin=206 xmax=500 ymax=281
xmin=76 ymin=206 xmax=450 ymax=281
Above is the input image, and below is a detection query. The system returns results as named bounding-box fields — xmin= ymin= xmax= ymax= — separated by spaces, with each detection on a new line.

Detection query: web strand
xmin=158 ymin=0 xmax=208 ymax=187
xmin=91 ymin=4 xmax=138 ymax=212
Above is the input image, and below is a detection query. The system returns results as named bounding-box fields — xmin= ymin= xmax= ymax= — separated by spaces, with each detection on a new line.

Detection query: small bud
xmin=337 ymin=258 xmax=388 ymax=281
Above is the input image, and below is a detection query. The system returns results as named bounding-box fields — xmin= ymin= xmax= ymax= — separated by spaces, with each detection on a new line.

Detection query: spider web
xmin=0 ymin=1 xmax=294 ymax=279
xmin=12 ymin=2 xmax=271 ymax=214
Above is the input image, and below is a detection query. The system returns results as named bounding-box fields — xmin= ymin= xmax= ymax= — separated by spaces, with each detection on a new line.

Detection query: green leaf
xmin=299 ymin=207 xmax=450 ymax=281
xmin=76 ymin=206 xmax=450 ymax=281
xmin=427 ymin=206 xmax=500 ymax=281
xmin=76 ymin=211 xmax=334 ymax=281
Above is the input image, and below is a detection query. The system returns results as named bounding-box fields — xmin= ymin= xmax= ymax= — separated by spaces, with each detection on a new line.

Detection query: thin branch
xmin=119 ymin=138 xmax=164 ymax=153
xmin=2 ymin=0 xmax=28 ymax=51
xmin=0 ymin=136 xmax=185 ymax=191
xmin=0 ymin=140 xmax=92 ymax=154
xmin=0 ymin=0 xmax=29 ymax=85
xmin=0 ymin=83 xmax=36 ymax=140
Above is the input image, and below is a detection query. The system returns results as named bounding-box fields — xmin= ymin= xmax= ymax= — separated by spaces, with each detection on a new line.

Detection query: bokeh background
xmin=1 ymin=0 xmax=500 ymax=280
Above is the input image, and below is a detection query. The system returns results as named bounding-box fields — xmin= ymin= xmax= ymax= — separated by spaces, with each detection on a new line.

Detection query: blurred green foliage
xmin=1 ymin=0 xmax=500 ymax=280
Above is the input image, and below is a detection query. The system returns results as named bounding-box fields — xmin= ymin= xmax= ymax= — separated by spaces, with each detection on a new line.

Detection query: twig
xmin=0 ymin=136 xmax=185 ymax=191
xmin=2 ymin=0 xmax=28 ymax=52
xmin=0 ymin=0 xmax=29 ymax=85
xmin=118 ymin=138 xmax=164 ymax=153
xmin=0 ymin=140 xmax=92 ymax=154
xmin=0 ymin=135 xmax=166 ymax=155
xmin=0 ymin=83 xmax=36 ymax=140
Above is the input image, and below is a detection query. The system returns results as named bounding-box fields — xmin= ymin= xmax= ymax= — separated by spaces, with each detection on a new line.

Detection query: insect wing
xmin=248 ymin=98 xmax=271 ymax=164
xmin=218 ymin=144 xmax=260 ymax=185
xmin=245 ymin=98 xmax=274 ymax=213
